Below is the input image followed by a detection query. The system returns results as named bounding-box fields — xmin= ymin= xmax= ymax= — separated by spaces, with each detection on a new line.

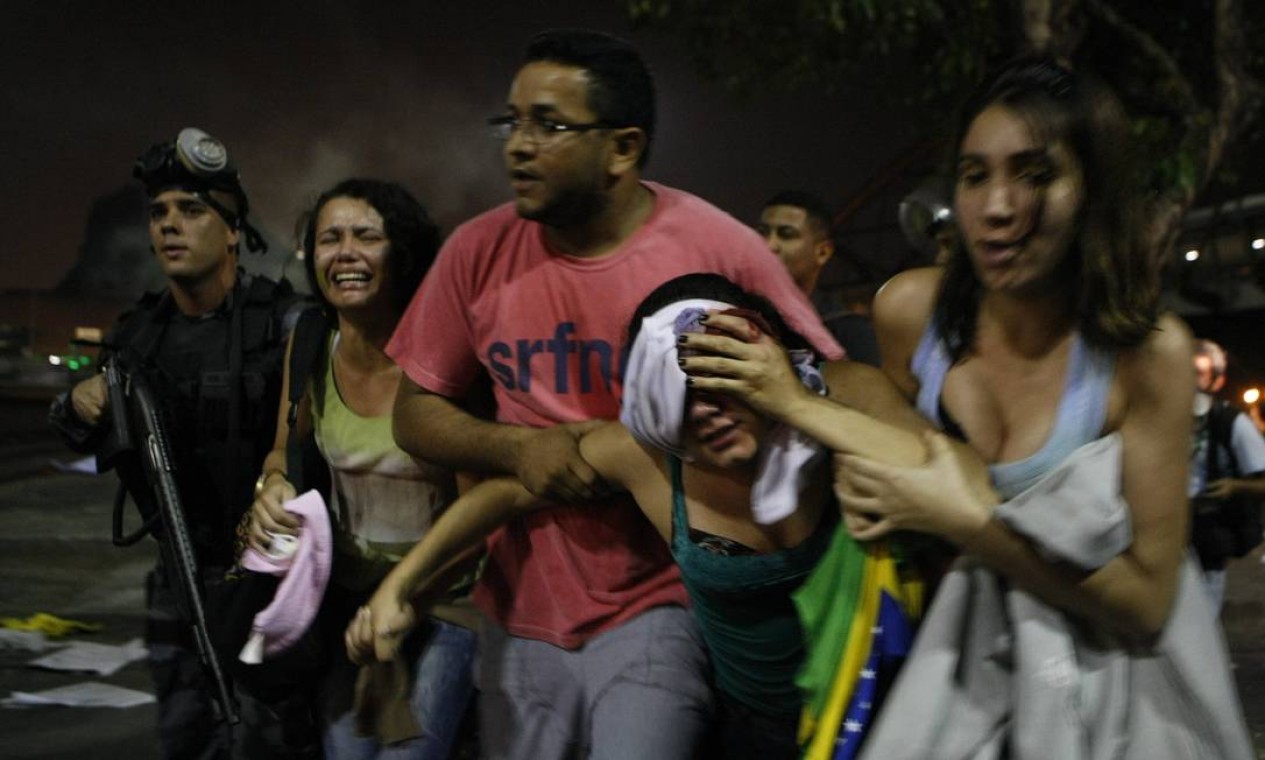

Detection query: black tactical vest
xmin=108 ymin=274 xmax=298 ymax=564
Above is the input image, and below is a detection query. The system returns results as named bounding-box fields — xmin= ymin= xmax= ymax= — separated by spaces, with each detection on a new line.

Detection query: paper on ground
xmin=3 ymin=681 xmax=154 ymax=709
xmin=49 ymin=456 xmax=99 ymax=474
xmin=28 ymin=638 xmax=146 ymax=676
xmin=0 ymin=629 xmax=59 ymax=653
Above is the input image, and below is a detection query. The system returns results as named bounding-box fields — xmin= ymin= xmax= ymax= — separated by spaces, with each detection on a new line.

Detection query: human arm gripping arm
xmin=392 ymin=376 xmax=606 ymax=501
xmin=345 ymin=477 xmax=538 ymax=663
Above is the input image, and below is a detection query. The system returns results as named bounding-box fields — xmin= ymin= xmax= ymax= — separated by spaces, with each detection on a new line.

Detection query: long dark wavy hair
xmin=301 ymin=178 xmax=441 ymax=317
xmin=936 ymin=57 xmax=1158 ymax=361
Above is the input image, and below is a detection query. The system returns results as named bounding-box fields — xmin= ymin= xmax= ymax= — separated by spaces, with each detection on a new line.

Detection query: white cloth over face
xmin=619 ymin=299 xmax=827 ymax=524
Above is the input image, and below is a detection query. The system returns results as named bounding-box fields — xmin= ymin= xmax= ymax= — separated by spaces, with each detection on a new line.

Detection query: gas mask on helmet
xmin=133 ymin=127 xmax=267 ymax=253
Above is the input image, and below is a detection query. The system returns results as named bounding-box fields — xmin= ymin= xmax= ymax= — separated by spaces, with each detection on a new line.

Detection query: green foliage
xmin=627 ymin=0 xmax=1263 ymax=207
xmin=628 ymin=0 xmax=1008 ymax=110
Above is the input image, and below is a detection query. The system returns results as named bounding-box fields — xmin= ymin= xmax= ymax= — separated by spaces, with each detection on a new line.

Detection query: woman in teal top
xmin=248 ymin=179 xmax=476 ymax=759
xmin=667 ymin=452 xmax=838 ymax=725
xmin=348 ymin=274 xmax=979 ymax=759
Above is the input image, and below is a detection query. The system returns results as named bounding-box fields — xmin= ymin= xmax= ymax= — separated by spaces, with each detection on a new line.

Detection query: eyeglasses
xmin=487 ymin=115 xmax=617 ymax=144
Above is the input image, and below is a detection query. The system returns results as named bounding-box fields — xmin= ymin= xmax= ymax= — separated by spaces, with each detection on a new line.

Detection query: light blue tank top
xmin=910 ymin=321 xmax=1116 ymax=499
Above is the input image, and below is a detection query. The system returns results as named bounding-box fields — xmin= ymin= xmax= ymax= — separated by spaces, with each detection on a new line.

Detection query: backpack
xmin=1190 ymin=401 xmax=1265 ymax=569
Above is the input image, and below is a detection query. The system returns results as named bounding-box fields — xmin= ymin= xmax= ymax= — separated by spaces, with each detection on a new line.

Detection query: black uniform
xmin=50 ymin=272 xmax=298 ymax=759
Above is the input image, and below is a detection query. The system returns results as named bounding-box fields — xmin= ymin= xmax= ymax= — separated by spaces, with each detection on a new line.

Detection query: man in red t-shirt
xmin=387 ymin=29 xmax=841 ymax=759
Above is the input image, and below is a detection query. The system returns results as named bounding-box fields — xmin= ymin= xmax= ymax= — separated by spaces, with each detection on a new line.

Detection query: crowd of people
xmin=49 ymin=25 xmax=1259 ymax=760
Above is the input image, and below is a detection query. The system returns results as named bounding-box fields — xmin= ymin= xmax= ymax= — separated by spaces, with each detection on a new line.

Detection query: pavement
xmin=0 ymin=397 xmax=1262 ymax=758
xmin=0 ymin=399 xmax=155 ymax=758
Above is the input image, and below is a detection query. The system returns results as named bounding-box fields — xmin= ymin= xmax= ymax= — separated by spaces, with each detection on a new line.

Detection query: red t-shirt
xmin=387 ymin=182 xmax=842 ymax=648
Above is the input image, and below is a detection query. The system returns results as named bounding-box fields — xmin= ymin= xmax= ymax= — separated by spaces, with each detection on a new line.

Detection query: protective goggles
xmin=134 ymin=128 xmax=266 ymax=252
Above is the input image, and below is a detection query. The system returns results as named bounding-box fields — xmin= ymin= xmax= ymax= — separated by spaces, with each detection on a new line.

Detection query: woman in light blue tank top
xmin=819 ymin=59 xmax=1253 ymax=759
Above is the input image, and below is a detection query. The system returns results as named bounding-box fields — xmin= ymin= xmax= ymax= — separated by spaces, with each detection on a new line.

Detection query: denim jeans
xmin=322 ymin=618 xmax=476 ymax=760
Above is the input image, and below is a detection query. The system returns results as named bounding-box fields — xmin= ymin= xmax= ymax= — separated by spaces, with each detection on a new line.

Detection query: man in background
xmin=757 ymin=190 xmax=880 ymax=365
xmin=1188 ymin=338 xmax=1265 ymax=614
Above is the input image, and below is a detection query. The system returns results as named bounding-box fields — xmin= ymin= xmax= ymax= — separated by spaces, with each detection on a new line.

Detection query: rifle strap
xmin=111 ymin=483 xmax=160 ymax=547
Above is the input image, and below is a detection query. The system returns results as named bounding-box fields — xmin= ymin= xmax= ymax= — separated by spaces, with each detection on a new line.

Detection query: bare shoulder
xmin=873 ymin=267 xmax=942 ymax=397
xmin=873 ymin=267 xmax=941 ymax=332
xmin=1119 ymin=313 xmax=1193 ymax=387
xmin=1113 ymin=313 xmax=1194 ymax=425
xmin=578 ymin=423 xmax=673 ymax=536
xmin=578 ymin=422 xmax=656 ymax=486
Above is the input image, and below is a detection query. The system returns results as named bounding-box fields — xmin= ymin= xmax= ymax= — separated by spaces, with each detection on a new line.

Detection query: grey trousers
xmin=476 ymin=605 xmax=714 ymax=760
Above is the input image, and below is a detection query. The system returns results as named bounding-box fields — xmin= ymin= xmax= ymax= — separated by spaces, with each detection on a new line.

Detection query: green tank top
xmin=312 ymin=333 xmax=455 ymax=591
xmin=669 ymin=456 xmax=836 ymax=718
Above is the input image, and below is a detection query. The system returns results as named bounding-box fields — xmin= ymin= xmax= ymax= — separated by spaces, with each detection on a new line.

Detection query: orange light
xmin=1244 ymin=388 xmax=1261 ymax=405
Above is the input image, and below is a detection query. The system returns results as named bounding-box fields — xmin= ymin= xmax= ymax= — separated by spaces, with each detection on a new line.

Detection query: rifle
xmin=96 ymin=346 xmax=240 ymax=726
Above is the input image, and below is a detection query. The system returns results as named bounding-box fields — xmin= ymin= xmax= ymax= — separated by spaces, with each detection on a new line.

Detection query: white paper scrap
xmin=28 ymin=637 xmax=147 ymax=676
xmin=49 ymin=456 xmax=99 ymax=474
xmin=0 ymin=629 xmax=59 ymax=653
xmin=3 ymin=681 xmax=155 ymax=709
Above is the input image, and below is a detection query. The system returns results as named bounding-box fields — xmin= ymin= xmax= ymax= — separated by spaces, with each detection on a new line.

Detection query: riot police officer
xmin=49 ymin=128 xmax=299 ymax=759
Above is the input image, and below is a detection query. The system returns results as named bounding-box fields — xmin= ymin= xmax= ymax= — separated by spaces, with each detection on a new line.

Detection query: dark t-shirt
xmin=824 ymin=312 xmax=881 ymax=367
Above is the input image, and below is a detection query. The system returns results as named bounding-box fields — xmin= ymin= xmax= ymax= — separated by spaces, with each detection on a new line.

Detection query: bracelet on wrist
xmin=254 ymin=469 xmax=287 ymax=499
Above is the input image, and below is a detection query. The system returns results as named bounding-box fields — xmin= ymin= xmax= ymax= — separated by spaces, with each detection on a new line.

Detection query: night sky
xmin=3 ymin=1 xmax=928 ymax=291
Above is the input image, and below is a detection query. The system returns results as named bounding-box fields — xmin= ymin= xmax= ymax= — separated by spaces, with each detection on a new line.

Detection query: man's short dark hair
xmin=763 ymin=190 xmax=833 ymax=236
xmin=525 ymin=28 xmax=656 ymax=167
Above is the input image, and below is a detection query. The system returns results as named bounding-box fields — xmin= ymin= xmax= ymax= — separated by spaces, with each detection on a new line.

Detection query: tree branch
xmin=1205 ymin=0 xmax=1254 ymax=185
xmin=1154 ymin=0 xmax=1256 ymax=257
xmin=1083 ymin=0 xmax=1199 ymax=118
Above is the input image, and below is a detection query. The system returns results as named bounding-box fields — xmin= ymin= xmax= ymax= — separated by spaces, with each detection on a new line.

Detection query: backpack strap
xmin=1206 ymin=400 xmax=1242 ymax=480
xmin=283 ymin=307 xmax=333 ymax=497
xmin=285 ymin=307 xmax=331 ymax=429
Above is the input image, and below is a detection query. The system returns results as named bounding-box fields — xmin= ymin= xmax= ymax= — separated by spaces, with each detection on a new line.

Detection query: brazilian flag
xmin=795 ymin=529 xmax=921 ymax=760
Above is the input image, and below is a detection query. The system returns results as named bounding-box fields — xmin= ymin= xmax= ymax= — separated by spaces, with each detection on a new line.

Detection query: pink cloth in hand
xmin=238 ymin=489 xmax=332 ymax=660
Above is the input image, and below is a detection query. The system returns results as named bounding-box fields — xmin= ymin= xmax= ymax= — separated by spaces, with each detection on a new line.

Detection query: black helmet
xmin=133 ymin=127 xmax=266 ymax=253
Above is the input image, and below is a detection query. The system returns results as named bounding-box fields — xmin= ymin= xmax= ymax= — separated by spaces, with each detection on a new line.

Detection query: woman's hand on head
xmin=677 ymin=312 xmax=808 ymax=420
xmin=345 ymin=580 xmax=419 ymax=665
xmin=835 ymin=431 xmax=996 ymax=543
xmin=246 ymin=474 xmax=299 ymax=554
